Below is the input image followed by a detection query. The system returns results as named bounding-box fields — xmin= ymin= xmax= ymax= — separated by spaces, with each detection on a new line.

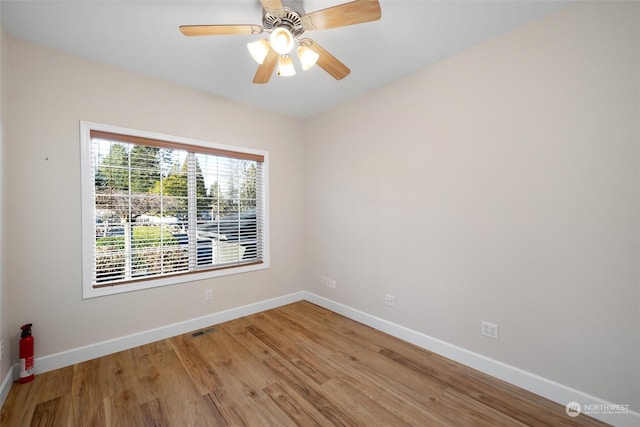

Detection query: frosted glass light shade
xmin=297 ymin=45 xmax=319 ymax=71
xmin=277 ymin=55 xmax=296 ymax=76
xmin=247 ymin=39 xmax=270 ymax=64
xmin=270 ymin=27 xmax=294 ymax=55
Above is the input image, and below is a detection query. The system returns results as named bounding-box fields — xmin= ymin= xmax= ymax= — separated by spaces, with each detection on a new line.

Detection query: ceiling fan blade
xmin=302 ymin=0 xmax=381 ymax=31
xmin=253 ymin=50 xmax=279 ymax=84
xmin=259 ymin=0 xmax=285 ymax=15
xmin=306 ymin=40 xmax=350 ymax=80
xmin=179 ymin=25 xmax=263 ymax=36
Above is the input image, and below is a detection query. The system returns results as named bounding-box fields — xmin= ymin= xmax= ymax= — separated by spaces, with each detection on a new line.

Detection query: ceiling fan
xmin=179 ymin=0 xmax=382 ymax=84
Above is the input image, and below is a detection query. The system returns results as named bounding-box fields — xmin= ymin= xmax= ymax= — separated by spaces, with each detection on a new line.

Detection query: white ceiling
xmin=0 ymin=0 xmax=567 ymax=119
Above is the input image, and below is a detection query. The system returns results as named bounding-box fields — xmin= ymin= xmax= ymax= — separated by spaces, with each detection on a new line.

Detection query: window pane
xmin=87 ymin=128 xmax=265 ymax=289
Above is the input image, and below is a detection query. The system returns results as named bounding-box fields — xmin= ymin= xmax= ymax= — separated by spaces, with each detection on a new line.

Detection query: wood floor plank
xmin=179 ymin=325 xmax=298 ymax=426
xmin=203 ymin=388 xmax=249 ymax=426
xmin=168 ymin=333 xmax=222 ymax=395
xmin=244 ymin=322 xmax=333 ymax=386
xmin=263 ymin=380 xmax=332 ymax=427
xmin=196 ymin=325 xmax=281 ymax=391
xmin=204 ymin=372 xmax=296 ymax=427
xmin=219 ymin=317 xmax=347 ymax=426
xmin=29 ymin=396 xmax=72 ymax=427
xmin=139 ymin=398 xmax=168 ymax=427
xmin=378 ymin=346 xmax=585 ymax=426
xmin=263 ymin=305 xmax=454 ymax=410
xmin=103 ymin=388 xmax=146 ymax=427
xmin=319 ymin=376 xmax=414 ymax=427
xmin=329 ymin=359 xmax=450 ymax=426
xmin=1 ymin=376 xmax=38 ymax=426
xmin=228 ymin=310 xmax=337 ymax=383
xmin=262 ymin=356 xmax=359 ymax=426
xmin=70 ymin=359 xmax=107 ymax=426
xmin=257 ymin=307 xmax=346 ymax=355
xmin=134 ymin=340 xmax=222 ymax=426
xmin=435 ymin=386 xmax=530 ymax=427
xmin=33 ymin=366 xmax=74 ymax=405
xmin=0 ymin=301 xmax=611 ymax=427
xmin=277 ymin=301 xmax=385 ymax=352
xmin=100 ymin=350 xmax=138 ymax=398
xmin=263 ymin=321 xmax=459 ymax=425
xmin=273 ymin=304 xmax=360 ymax=350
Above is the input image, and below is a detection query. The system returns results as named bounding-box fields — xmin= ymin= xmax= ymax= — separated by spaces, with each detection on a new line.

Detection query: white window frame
xmin=80 ymin=121 xmax=270 ymax=298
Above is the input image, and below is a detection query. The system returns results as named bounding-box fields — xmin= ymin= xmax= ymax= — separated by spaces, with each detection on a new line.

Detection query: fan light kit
xmin=180 ymin=0 xmax=382 ymax=84
xmin=270 ymin=27 xmax=295 ymax=55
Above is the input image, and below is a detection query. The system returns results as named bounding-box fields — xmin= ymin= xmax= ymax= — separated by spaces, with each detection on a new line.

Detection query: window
xmin=80 ymin=122 xmax=269 ymax=298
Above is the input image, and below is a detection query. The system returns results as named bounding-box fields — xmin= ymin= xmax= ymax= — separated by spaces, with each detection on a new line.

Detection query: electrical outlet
xmin=321 ymin=276 xmax=336 ymax=289
xmin=481 ymin=321 xmax=499 ymax=339
xmin=205 ymin=289 xmax=213 ymax=301
xmin=385 ymin=294 xmax=395 ymax=307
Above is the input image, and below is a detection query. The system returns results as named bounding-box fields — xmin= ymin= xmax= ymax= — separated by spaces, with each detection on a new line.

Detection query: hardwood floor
xmin=1 ymin=301 xmax=608 ymax=426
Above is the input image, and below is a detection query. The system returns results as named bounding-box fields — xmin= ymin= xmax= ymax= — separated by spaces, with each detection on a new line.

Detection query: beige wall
xmin=4 ymin=37 xmax=305 ymax=357
xmin=0 ymin=20 xmax=9 ymax=384
xmin=304 ymin=2 xmax=639 ymax=410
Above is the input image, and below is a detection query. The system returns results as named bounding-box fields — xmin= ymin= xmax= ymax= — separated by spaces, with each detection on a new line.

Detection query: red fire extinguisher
xmin=19 ymin=324 xmax=34 ymax=384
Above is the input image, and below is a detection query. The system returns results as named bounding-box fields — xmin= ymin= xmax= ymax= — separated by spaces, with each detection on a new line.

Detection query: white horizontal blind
xmin=89 ymin=129 xmax=264 ymax=288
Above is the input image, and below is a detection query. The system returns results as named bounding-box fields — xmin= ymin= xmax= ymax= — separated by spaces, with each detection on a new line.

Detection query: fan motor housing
xmin=263 ymin=8 xmax=305 ymax=37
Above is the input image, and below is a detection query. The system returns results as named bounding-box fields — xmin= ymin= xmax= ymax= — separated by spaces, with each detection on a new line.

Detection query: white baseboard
xmin=0 ymin=368 xmax=13 ymax=409
xmin=30 ymin=291 xmax=307 ymax=376
xmin=2 ymin=290 xmax=637 ymax=426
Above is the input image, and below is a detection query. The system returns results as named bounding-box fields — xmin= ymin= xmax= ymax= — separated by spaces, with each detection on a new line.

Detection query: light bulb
xmin=247 ymin=39 xmax=270 ymax=64
xmin=270 ymin=27 xmax=294 ymax=55
xmin=297 ymin=45 xmax=319 ymax=71
xmin=277 ymin=55 xmax=296 ymax=77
